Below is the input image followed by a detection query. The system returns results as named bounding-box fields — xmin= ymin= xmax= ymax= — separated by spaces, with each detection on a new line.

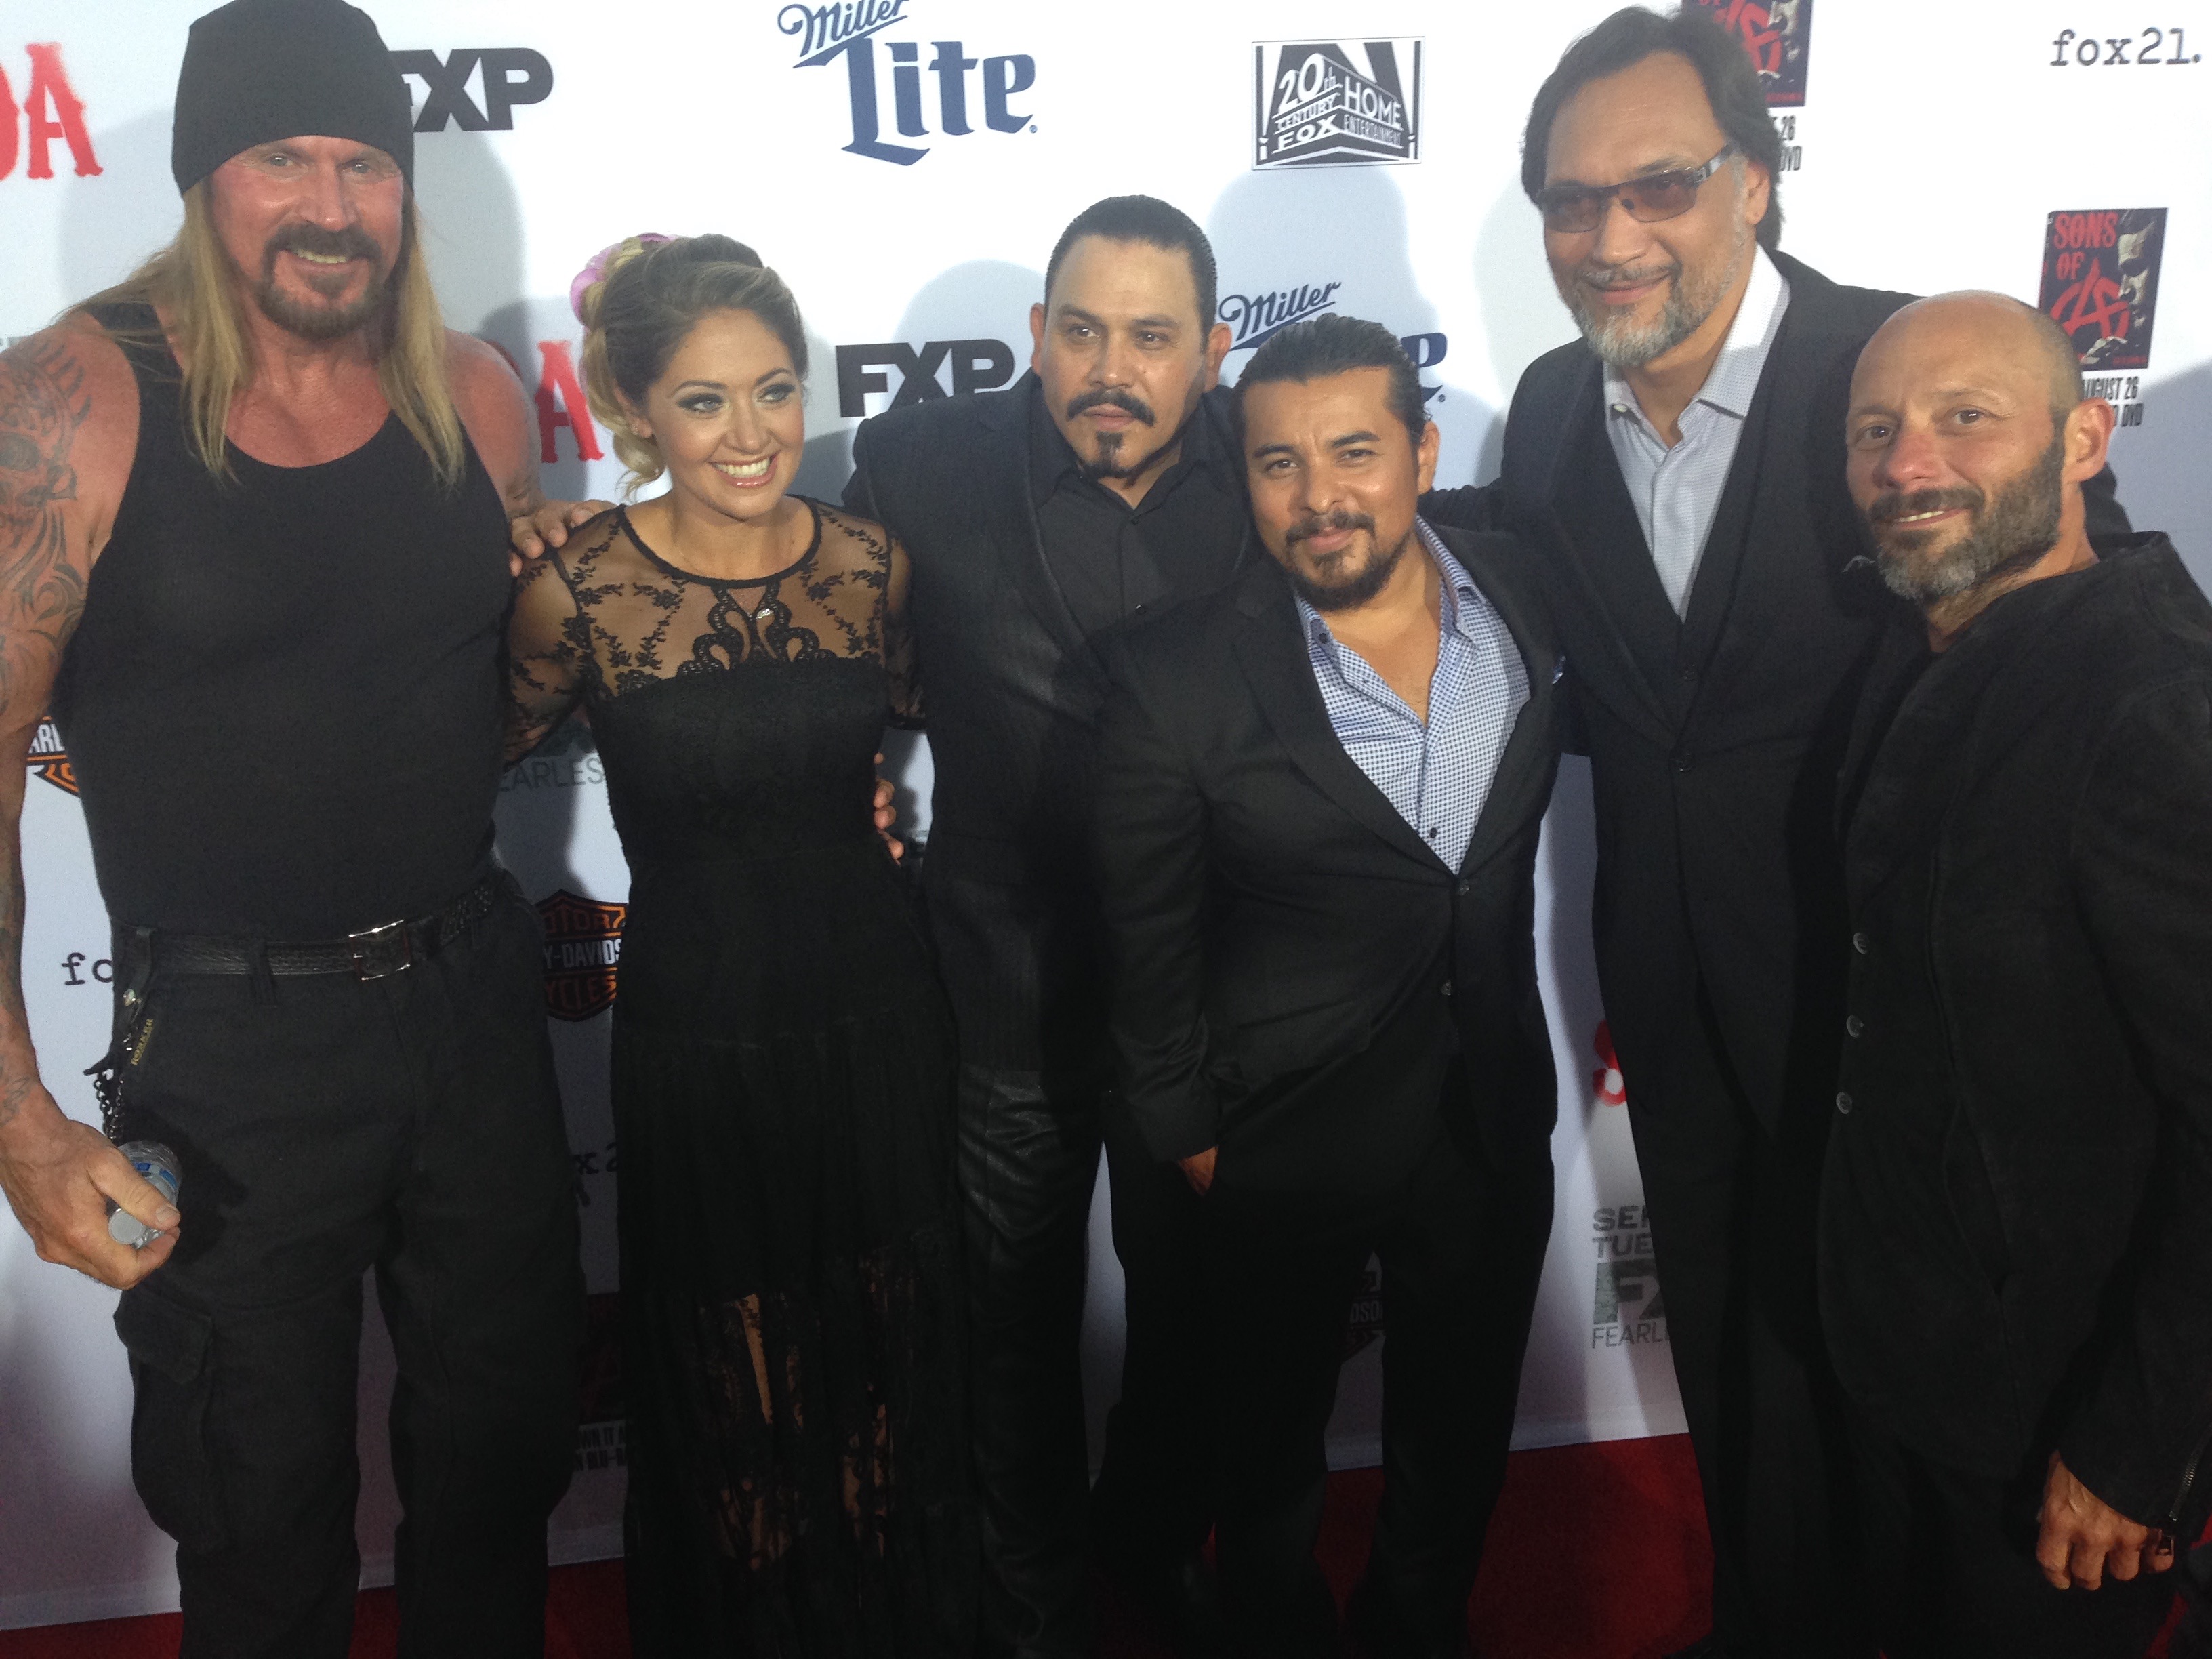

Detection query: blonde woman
xmin=508 ymin=235 xmax=975 ymax=1655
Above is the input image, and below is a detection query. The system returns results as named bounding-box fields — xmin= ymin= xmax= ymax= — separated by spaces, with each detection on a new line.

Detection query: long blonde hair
xmin=82 ymin=184 xmax=466 ymax=489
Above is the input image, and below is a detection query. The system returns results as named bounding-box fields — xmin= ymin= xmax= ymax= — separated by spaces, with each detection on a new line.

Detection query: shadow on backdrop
xmin=2114 ymin=358 xmax=2212 ymax=597
xmin=1472 ymin=183 xmax=1581 ymax=485
xmin=1206 ymin=167 xmax=1494 ymax=482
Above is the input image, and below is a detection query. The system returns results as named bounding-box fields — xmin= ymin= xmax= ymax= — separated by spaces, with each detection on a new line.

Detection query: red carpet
xmin=0 ymin=1433 xmax=2186 ymax=1657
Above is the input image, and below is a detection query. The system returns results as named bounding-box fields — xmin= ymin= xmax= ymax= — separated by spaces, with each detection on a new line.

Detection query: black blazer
xmin=1425 ymin=251 xmax=2129 ymax=1133
xmin=845 ymin=374 xmax=1251 ymax=888
xmin=1820 ymin=535 xmax=2212 ymax=1525
xmin=1093 ymin=527 xmax=1561 ymax=1194
xmin=844 ymin=376 xmax=1252 ymax=1065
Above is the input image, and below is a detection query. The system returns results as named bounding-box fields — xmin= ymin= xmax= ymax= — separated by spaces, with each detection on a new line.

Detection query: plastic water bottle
xmin=107 ymin=1140 xmax=180 ymax=1250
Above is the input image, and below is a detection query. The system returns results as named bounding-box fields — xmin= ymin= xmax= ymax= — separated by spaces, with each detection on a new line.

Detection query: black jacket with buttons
xmin=1092 ymin=531 xmax=1561 ymax=1195
xmin=1422 ymin=252 xmax=2131 ymax=1139
xmin=1820 ymin=535 xmax=2212 ymax=1525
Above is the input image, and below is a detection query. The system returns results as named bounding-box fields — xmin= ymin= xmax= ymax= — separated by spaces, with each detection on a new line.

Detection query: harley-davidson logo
xmin=536 ymin=888 xmax=626 ymax=1021
xmin=27 ymin=714 xmax=75 ymax=794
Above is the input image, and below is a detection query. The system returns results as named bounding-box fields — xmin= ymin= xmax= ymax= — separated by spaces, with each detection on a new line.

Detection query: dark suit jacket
xmin=1425 ymin=251 xmax=2130 ymax=1134
xmin=845 ymin=375 xmax=1252 ymax=1068
xmin=1819 ymin=535 xmax=2212 ymax=1525
xmin=1093 ymin=528 xmax=1562 ymax=1194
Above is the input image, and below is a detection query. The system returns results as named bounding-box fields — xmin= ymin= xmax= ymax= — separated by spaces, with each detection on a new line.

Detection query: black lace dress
xmin=508 ymin=501 xmax=974 ymax=1657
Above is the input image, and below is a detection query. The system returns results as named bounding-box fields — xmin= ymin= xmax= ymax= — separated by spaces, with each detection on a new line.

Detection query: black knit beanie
xmin=171 ymin=0 xmax=413 ymax=194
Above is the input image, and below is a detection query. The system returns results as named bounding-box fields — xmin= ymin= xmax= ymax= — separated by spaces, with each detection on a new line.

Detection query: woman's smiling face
xmin=626 ymin=307 xmax=805 ymax=524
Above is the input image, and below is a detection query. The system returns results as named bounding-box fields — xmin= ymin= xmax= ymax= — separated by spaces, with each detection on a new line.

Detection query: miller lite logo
xmin=2040 ymin=209 xmax=2166 ymax=371
xmin=536 ymin=888 xmax=625 ymax=1021
xmin=1219 ymin=281 xmax=1343 ymax=353
xmin=1254 ymin=40 xmax=1420 ymax=169
xmin=781 ymin=1 xmax=1038 ymax=167
xmin=1343 ymin=1261 xmax=1385 ymax=1363
xmin=1692 ymin=0 xmax=1814 ymax=107
xmin=27 ymin=714 xmax=75 ymax=795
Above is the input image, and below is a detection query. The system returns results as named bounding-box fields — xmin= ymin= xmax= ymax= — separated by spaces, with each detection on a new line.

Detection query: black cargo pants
xmin=108 ymin=880 xmax=583 ymax=1659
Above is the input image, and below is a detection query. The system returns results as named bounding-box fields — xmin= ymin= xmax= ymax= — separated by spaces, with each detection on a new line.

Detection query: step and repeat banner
xmin=3 ymin=0 xmax=2208 ymax=1629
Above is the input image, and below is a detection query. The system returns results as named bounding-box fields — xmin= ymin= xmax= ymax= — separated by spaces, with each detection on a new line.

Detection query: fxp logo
xmin=391 ymin=48 xmax=554 ymax=131
xmin=781 ymin=1 xmax=1037 ymax=167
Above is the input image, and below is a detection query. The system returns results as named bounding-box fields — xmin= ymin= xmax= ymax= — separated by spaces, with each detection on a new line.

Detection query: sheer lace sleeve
xmin=506 ymin=552 xmax=591 ymax=762
xmin=885 ymin=531 xmax=922 ymax=728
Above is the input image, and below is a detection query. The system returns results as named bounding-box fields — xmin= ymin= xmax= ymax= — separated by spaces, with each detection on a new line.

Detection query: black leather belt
xmin=146 ymin=876 xmax=503 ymax=981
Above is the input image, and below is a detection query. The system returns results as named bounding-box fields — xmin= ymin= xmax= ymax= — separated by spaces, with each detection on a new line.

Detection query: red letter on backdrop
xmin=24 ymin=45 xmax=100 ymax=179
xmin=535 ymin=342 xmax=602 ymax=464
xmin=0 ymin=64 xmax=20 ymax=179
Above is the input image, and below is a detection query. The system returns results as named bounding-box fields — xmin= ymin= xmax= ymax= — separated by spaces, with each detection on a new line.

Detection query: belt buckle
xmin=348 ymin=918 xmax=414 ymax=980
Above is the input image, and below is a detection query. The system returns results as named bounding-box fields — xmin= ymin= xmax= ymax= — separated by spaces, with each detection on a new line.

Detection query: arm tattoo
xmin=0 ymin=336 xmax=94 ymax=1125
xmin=0 ymin=337 xmax=91 ymax=701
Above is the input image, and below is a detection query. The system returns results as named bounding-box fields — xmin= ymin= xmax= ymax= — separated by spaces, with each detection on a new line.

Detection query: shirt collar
xmin=1296 ymin=516 xmax=1478 ymax=648
xmin=1603 ymin=243 xmax=1791 ymax=428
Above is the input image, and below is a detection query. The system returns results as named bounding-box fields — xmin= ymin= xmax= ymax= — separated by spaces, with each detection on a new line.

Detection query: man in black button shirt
xmin=1028 ymin=357 xmax=1244 ymax=636
xmin=844 ymin=196 xmax=1244 ymax=1658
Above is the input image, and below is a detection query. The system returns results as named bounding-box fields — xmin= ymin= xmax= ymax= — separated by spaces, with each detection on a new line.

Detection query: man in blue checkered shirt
xmin=1094 ymin=315 xmax=1566 ymax=1659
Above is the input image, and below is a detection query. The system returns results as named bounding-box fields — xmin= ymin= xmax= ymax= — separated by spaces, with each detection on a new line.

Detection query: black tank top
xmin=52 ymin=302 xmax=510 ymax=937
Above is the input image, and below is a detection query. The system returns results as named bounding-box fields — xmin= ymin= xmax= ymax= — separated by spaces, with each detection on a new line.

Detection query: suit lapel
xmin=1673 ymin=316 xmax=1787 ymax=675
xmin=1231 ymin=569 xmax=1446 ymax=872
xmin=1536 ymin=362 xmax=1678 ymax=739
xmin=983 ymin=375 xmax=1102 ymax=674
xmin=1449 ymin=533 xmax=1560 ymax=878
xmin=1845 ymin=617 xmax=2020 ymax=907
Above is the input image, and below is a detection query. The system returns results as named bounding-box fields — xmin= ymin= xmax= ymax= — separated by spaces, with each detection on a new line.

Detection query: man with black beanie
xmin=0 ymin=3 xmax=584 ymax=1654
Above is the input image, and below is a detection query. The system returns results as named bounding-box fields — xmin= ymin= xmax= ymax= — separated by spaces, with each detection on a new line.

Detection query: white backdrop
xmin=2 ymin=0 xmax=2208 ymax=1628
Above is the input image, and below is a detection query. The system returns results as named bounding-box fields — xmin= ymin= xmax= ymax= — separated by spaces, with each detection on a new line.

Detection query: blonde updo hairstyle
xmin=576 ymin=233 xmax=810 ymax=493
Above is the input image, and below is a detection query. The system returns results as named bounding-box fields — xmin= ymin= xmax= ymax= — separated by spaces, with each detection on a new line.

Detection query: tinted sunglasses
xmin=1535 ymin=144 xmax=1738 ymax=235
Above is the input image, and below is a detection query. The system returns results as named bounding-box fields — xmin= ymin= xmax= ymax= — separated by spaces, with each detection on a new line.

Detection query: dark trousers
xmin=1203 ymin=1110 xmax=1552 ymax=1658
xmin=956 ymin=1057 xmax=1103 ymax=1658
xmin=109 ymin=884 xmax=583 ymax=1659
xmin=1849 ymin=1410 xmax=2176 ymax=1658
xmin=1624 ymin=989 xmax=1868 ymax=1657
xmin=1090 ymin=1097 xmax=1218 ymax=1573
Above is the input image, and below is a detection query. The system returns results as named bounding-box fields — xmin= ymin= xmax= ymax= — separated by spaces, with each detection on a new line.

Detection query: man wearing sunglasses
xmin=1420 ymin=9 xmax=2127 ymax=1658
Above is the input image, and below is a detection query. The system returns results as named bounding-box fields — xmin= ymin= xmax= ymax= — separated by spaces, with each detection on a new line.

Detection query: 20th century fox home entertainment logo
xmin=1254 ymin=40 xmax=1420 ymax=169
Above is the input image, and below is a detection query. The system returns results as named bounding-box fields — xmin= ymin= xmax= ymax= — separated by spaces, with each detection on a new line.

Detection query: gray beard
xmin=1870 ymin=432 xmax=2066 ymax=605
xmin=1561 ymin=216 xmax=1750 ymax=371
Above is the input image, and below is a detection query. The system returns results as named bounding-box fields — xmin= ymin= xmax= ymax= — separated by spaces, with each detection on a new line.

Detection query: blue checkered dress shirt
xmin=1294 ymin=520 xmax=1530 ymax=869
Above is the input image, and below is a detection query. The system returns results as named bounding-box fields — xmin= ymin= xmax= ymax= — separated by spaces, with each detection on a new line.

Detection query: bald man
xmin=1821 ymin=292 xmax=2212 ymax=1656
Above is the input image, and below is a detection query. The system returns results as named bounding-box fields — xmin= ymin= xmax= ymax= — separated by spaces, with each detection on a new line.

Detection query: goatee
xmin=1561 ymin=216 xmax=1749 ymax=371
xmin=253 ymin=222 xmax=391 ymax=342
xmin=1284 ymin=510 xmax=1412 ymax=613
xmin=1067 ymin=386 xmax=1168 ymax=483
xmin=1863 ymin=430 xmax=2066 ymax=605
